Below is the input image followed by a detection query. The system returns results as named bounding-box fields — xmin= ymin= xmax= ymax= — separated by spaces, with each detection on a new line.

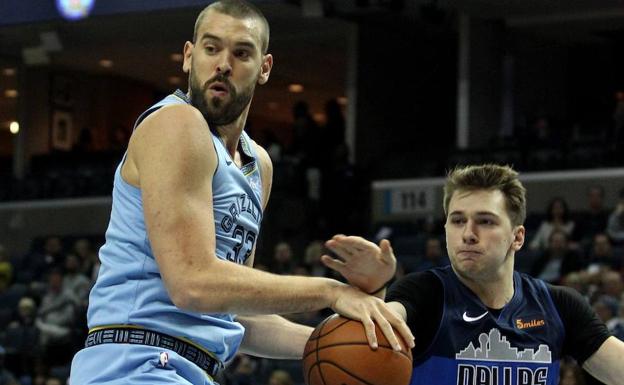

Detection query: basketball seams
xmin=315 ymin=315 xmax=331 ymax=385
xmin=307 ymin=317 xmax=352 ymax=341
xmin=317 ymin=360 xmax=378 ymax=385
xmin=303 ymin=342 xmax=413 ymax=361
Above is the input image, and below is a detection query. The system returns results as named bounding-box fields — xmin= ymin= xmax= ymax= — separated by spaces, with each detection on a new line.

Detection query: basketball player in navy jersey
xmin=324 ymin=165 xmax=624 ymax=385
xmin=69 ymin=1 xmax=413 ymax=384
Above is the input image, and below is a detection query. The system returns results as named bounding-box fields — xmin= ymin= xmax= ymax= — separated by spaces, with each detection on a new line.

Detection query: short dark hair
xmin=443 ymin=164 xmax=527 ymax=227
xmin=193 ymin=0 xmax=270 ymax=54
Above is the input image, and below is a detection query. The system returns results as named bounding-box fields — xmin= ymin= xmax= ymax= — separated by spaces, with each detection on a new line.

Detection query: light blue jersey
xmin=71 ymin=90 xmax=263 ymax=384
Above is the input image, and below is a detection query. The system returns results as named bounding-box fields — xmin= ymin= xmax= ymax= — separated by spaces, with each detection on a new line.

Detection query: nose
xmin=216 ymin=52 xmax=233 ymax=77
xmin=462 ymin=220 xmax=478 ymax=244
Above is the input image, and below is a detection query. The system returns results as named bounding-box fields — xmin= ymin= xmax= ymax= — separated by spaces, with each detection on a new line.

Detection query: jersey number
xmin=226 ymin=225 xmax=256 ymax=264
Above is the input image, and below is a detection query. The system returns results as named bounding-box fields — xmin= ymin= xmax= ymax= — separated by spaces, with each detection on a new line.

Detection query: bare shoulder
xmin=132 ymin=103 xmax=209 ymax=148
xmin=127 ymin=103 xmax=217 ymax=187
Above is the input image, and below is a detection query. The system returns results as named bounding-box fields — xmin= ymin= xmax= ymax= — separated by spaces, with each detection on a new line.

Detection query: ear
xmin=511 ymin=225 xmax=525 ymax=251
xmin=182 ymin=41 xmax=194 ymax=74
xmin=257 ymin=53 xmax=273 ymax=85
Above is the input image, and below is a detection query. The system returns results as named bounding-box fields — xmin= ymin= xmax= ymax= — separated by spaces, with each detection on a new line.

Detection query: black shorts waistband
xmin=85 ymin=326 xmax=223 ymax=377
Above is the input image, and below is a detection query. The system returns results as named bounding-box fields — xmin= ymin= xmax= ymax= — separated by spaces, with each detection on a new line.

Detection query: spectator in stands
xmin=0 ymin=267 xmax=25 ymax=330
xmin=561 ymin=271 xmax=589 ymax=298
xmin=587 ymin=233 xmax=622 ymax=272
xmin=4 ymin=297 xmax=40 ymax=379
xmin=321 ymin=98 xmax=346 ymax=160
xmin=303 ymin=240 xmax=329 ymax=278
xmin=14 ymin=236 xmax=66 ymax=284
xmin=62 ymin=254 xmax=90 ymax=303
xmin=573 ymin=186 xmax=609 ymax=245
xmin=220 ymin=353 xmax=258 ymax=385
xmin=267 ymin=370 xmax=293 ymax=385
xmin=270 ymin=242 xmax=295 ymax=275
xmin=0 ymin=346 xmax=19 ymax=385
xmin=71 ymin=238 xmax=99 ymax=281
xmin=413 ymin=237 xmax=449 ymax=272
xmin=530 ymin=230 xmax=584 ymax=283
xmin=530 ymin=197 xmax=575 ymax=251
xmin=607 ymin=188 xmax=624 ymax=244
xmin=44 ymin=377 xmax=62 ymax=385
xmin=600 ymin=270 xmax=624 ymax=302
xmin=592 ymin=295 xmax=624 ymax=340
xmin=35 ymin=269 xmax=76 ymax=349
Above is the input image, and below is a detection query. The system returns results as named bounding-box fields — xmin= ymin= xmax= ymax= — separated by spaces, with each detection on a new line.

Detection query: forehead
xmin=448 ymin=189 xmax=507 ymax=216
xmin=197 ymin=10 xmax=264 ymax=48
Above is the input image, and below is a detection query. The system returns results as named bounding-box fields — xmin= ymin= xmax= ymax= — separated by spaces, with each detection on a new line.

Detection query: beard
xmin=189 ymin=68 xmax=256 ymax=127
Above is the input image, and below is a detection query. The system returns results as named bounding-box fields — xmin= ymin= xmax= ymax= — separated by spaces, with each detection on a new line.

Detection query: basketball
xmin=303 ymin=314 xmax=413 ymax=385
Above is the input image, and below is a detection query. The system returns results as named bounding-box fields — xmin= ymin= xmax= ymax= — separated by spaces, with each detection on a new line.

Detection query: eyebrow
xmin=200 ymin=33 xmax=258 ymax=50
xmin=449 ymin=211 xmax=500 ymax=218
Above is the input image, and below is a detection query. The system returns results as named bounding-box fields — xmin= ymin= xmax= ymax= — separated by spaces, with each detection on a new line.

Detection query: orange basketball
xmin=303 ymin=314 xmax=413 ymax=385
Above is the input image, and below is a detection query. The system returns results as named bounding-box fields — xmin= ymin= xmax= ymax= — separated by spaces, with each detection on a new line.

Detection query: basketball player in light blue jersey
xmin=69 ymin=1 xmax=414 ymax=384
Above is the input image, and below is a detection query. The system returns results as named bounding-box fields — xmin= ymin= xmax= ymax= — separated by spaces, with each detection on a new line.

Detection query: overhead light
xmin=337 ymin=96 xmax=348 ymax=106
xmin=2 ymin=68 xmax=16 ymax=76
xmin=288 ymin=84 xmax=304 ymax=93
xmin=99 ymin=59 xmax=113 ymax=68
xmin=170 ymin=53 xmax=183 ymax=62
xmin=168 ymin=76 xmax=182 ymax=85
xmin=4 ymin=89 xmax=18 ymax=98
xmin=55 ymin=0 xmax=95 ymax=21
xmin=9 ymin=121 xmax=19 ymax=134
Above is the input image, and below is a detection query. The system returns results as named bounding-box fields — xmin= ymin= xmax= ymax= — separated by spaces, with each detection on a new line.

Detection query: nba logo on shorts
xmin=159 ymin=352 xmax=169 ymax=367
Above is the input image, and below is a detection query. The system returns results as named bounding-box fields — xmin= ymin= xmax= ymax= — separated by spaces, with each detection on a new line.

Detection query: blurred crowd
xmin=2 ymin=184 xmax=624 ymax=385
xmin=2 ymin=100 xmax=624 ymax=385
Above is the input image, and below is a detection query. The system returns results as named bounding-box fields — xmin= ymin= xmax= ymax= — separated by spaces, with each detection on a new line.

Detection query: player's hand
xmin=322 ymin=235 xmax=396 ymax=294
xmin=330 ymin=284 xmax=415 ymax=351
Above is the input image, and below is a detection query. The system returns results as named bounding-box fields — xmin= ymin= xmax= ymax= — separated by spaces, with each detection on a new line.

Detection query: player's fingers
xmin=379 ymin=239 xmax=396 ymax=262
xmin=371 ymin=308 xmax=402 ymax=351
xmin=320 ymin=255 xmax=347 ymax=273
xmin=360 ymin=315 xmax=378 ymax=350
xmin=325 ymin=240 xmax=356 ymax=261
xmin=381 ymin=307 xmax=415 ymax=349
xmin=338 ymin=236 xmax=376 ymax=252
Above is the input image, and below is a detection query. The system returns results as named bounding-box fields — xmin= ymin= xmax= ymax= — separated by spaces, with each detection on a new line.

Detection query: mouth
xmin=458 ymin=250 xmax=483 ymax=257
xmin=208 ymin=82 xmax=230 ymax=97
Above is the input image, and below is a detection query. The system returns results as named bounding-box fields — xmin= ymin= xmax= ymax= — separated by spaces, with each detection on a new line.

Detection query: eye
xmin=235 ymin=49 xmax=250 ymax=59
xmin=478 ymin=219 xmax=495 ymax=225
xmin=450 ymin=218 xmax=465 ymax=225
xmin=204 ymin=45 xmax=217 ymax=54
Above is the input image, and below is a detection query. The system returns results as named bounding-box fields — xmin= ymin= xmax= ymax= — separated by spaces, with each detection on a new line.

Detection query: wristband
xmin=366 ymin=280 xmax=391 ymax=295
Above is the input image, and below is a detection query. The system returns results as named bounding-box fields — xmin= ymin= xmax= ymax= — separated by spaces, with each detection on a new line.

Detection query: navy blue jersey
xmin=393 ymin=266 xmax=568 ymax=385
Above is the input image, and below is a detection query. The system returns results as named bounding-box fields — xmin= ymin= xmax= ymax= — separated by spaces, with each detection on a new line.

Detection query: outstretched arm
xmin=583 ymin=336 xmax=624 ymax=385
xmin=237 ymin=315 xmax=314 ymax=359
xmin=129 ymin=104 xmax=413 ymax=350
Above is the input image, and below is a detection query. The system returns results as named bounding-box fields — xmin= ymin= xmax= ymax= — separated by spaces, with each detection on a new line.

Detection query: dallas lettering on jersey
xmin=454 ymin=328 xmax=554 ymax=385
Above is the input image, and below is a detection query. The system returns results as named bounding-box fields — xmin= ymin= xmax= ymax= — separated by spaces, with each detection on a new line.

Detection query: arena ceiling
xmin=1 ymin=0 xmax=624 ymax=125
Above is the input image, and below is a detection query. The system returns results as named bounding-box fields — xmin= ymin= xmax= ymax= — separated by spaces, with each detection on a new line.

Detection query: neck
xmin=454 ymin=257 xmax=515 ymax=309
xmin=214 ymin=105 xmax=251 ymax=158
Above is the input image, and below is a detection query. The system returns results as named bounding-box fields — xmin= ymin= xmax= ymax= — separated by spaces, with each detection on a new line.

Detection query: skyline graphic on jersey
xmin=456 ymin=328 xmax=552 ymax=364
